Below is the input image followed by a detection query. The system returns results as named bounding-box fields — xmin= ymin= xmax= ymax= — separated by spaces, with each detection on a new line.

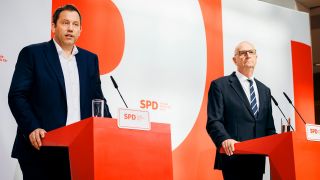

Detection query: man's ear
xmin=51 ymin=23 xmax=56 ymax=34
xmin=232 ymin=57 xmax=237 ymax=64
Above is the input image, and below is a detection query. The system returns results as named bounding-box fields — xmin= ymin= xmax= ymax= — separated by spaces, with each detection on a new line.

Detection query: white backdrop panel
xmin=0 ymin=1 xmax=51 ymax=179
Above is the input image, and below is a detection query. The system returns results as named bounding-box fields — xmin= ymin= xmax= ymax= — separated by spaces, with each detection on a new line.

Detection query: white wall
xmin=0 ymin=1 xmax=51 ymax=179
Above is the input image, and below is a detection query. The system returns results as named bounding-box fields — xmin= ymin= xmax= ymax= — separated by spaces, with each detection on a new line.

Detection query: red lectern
xmin=42 ymin=117 xmax=173 ymax=180
xmin=221 ymin=131 xmax=320 ymax=180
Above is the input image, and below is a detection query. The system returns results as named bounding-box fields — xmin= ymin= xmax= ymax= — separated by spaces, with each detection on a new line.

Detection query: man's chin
xmin=245 ymin=64 xmax=255 ymax=68
xmin=243 ymin=66 xmax=255 ymax=70
xmin=63 ymin=40 xmax=75 ymax=46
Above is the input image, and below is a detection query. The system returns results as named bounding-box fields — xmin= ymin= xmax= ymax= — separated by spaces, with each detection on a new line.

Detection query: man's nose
xmin=244 ymin=51 xmax=252 ymax=57
xmin=67 ymin=24 xmax=75 ymax=31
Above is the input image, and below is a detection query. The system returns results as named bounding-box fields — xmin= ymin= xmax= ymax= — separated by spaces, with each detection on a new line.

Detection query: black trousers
xmin=18 ymin=147 xmax=71 ymax=180
xmin=222 ymin=170 xmax=263 ymax=180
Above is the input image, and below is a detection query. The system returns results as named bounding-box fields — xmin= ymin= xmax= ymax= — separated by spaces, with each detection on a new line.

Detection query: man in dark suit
xmin=206 ymin=41 xmax=276 ymax=180
xmin=8 ymin=4 xmax=111 ymax=180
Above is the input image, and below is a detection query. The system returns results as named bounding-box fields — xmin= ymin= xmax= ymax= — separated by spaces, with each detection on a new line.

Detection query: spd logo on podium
xmin=306 ymin=124 xmax=320 ymax=141
xmin=118 ymin=108 xmax=150 ymax=130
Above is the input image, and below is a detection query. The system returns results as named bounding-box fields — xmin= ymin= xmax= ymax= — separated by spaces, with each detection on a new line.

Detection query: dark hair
xmin=52 ymin=4 xmax=82 ymax=25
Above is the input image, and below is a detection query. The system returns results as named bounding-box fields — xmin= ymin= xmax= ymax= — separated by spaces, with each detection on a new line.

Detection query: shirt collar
xmin=235 ymin=70 xmax=255 ymax=82
xmin=53 ymin=39 xmax=79 ymax=56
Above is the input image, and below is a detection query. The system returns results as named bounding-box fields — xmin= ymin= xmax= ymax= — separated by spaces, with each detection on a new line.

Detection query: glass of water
xmin=92 ymin=99 xmax=104 ymax=117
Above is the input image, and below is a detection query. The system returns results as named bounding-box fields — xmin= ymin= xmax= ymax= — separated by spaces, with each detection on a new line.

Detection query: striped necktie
xmin=248 ymin=79 xmax=258 ymax=118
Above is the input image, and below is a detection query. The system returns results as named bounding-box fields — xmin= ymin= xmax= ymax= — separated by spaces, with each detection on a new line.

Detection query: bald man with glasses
xmin=206 ymin=41 xmax=276 ymax=180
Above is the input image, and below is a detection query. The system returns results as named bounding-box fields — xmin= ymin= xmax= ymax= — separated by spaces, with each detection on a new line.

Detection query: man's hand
xmin=221 ymin=139 xmax=239 ymax=156
xmin=29 ymin=128 xmax=47 ymax=150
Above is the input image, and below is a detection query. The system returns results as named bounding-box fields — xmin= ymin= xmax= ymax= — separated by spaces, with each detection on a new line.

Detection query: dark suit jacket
xmin=206 ymin=72 xmax=276 ymax=173
xmin=8 ymin=39 xmax=112 ymax=160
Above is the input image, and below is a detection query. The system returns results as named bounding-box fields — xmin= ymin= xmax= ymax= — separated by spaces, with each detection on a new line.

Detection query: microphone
xmin=271 ymin=95 xmax=294 ymax=131
xmin=110 ymin=76 xmax=128 ymax=108
xmin=283 ymin=92 xmax=306 ymax=124
xmin=111 ymin=76 xmax=118 ymax=89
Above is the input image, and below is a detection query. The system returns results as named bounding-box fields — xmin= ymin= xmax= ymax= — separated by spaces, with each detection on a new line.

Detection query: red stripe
xmin=291 ymin=41 xmax=315 ymax=133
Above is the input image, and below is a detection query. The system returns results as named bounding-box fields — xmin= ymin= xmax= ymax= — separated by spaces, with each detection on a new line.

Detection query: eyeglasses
xmin=236 ymin=49 xmax=256 ymax=56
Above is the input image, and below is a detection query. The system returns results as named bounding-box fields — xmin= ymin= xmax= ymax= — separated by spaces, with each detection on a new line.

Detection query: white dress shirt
xmin=53 ymin=40 xmax=81 ymax=125
xmin=235 ymin=71 xmax=260 ymax=110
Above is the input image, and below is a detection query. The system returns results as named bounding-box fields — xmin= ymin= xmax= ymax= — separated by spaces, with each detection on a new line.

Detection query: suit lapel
xmin=75 ymin=49 xmax=86 ymax=117
xmin=229 ymin=72 xmax=256 ymax=119
xmin=44 ymin=40 xmax=66 ymax=99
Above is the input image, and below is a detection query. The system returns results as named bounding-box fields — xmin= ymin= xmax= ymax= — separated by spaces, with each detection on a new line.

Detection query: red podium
xmin=42 ymin=117 xmax=173 ymax=180
xmin=221 ymin=131 xmax=320 ymax=180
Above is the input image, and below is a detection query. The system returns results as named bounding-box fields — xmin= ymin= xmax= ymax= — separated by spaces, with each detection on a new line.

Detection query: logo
xmin=124 ymin=113 xmax=137 ymax=120
xmin=140 ymin=99 xmax=171 ymax=111
xmin=0 ymin=54 xmax=8 ymax=63
xmin=310 ymin=128 xmax=320 ymax=134
xmin=140 ymin=100 xmax=158 ymax=110
xmin=118 ymin=108 xmax=150 ymax=130
xmin=306 ymin=124 xmax=320 ymax=141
